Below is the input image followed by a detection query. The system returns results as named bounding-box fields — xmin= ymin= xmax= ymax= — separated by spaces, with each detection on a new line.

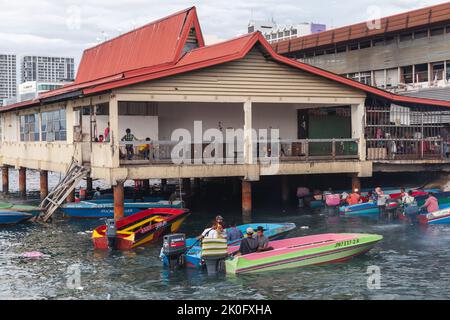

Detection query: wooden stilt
xmin=40 ymin=170 xmax=49 ymax=201
xmin=352 ymin=175 xmax=361 ymax=192
xmin=2 ymin=166 xmax=9 ymax=194
xmin=281 ymin=175 xmax=290 ymax=204
xmin=114 ymin=181 xmax=125 ymax=221
xmin=19 ymin=167 xmax=26 ymax=198
xmin=86 ymin=176 xmax=93 ymax=192
xmin=242 ymin=180 xmax=252 ymax=218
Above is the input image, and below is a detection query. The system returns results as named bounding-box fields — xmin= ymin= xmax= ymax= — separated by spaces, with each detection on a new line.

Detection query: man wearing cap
xmin=255 ymin=226 xmax=273 ymax=252
xmin=236 ymin=228 xmax=259 ymax=256
xmin=215 ymin=215 xmax=224 ymax=226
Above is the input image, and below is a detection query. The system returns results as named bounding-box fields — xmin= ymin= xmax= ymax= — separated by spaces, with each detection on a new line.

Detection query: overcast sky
xmin=0 ymin=0 xmax=447 ymax=68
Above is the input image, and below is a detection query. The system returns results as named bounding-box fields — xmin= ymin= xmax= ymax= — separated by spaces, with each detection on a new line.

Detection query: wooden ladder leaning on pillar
xmin=38 ymin=158 xmax=90 ymax=223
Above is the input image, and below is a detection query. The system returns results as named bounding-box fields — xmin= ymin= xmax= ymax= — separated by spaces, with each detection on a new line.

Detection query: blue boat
xmin=0 ymin=211 xmax=33 ymax=225
xmin=417 ymin=204 xmax=450 ymax=225
xmin=60 ymin=200 xmax=184 ymax=219
xmin=162 ymin=223 xmax=296 ymax=268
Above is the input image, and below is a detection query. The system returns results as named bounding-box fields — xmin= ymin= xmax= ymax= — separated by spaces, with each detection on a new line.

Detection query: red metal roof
xmin=3 ymin=7 xmax=450 ymax=112
xmin=75 ymin=6 xmax=204 ymax=84
xmin=273 ymin=1 xmax=450 ymax=54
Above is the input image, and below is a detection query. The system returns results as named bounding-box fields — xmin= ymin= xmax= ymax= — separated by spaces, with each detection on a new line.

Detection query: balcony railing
xmin=118 ymin=138 xmax=360 ymax=165
xmin=366 ymin=138 xmax=445 ymax=160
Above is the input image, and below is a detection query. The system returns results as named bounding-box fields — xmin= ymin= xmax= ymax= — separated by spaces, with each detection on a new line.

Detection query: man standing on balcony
xmin=121 ymin=128 xmax=138 ymax=160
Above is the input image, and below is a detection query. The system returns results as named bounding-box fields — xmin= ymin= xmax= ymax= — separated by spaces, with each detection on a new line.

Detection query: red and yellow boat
xmin=92 ymin=208 xmax=191 ymax=250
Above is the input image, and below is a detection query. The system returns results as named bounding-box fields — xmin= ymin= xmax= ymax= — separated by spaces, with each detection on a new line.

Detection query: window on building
xmin=400 ymin=33 xmax=413 ymax=41
xmin=372 ymin=38 xmax=384 ymax=46
xmin=401 ymin=66 xmax=413 ymax=84
xmin=359 ymin=72 xmax=372 ymax=85
xmin=446 ymin=62 xmax=450 ymax=81
xmin=348 ymin=43 xmax=359 ymax=51
xmin=414 ymin=29 xmax=428 ymax=39
xmin=284 ymin=30 xmax=290 ymax=37
xmin=20 ymin=114 xmax=39 ymax=142
xmin=384 ymin=36 xmax=396 ymax=45
xmin=431 ymin=62 xmax=445 ymax=81
xmin=41 ymin=109 xmax=67 ymax=142
xmin=446 ymin=26 xmax=450 ymax=33
xmin=359 ymin=41 xmax=371 ymax=49
xmin=430 ymin=27 xmax=444 ymax=36
xmin=325 ymin=48 xmax=336 ymax=54
xmin=291 ymin=29 xmax=297 ymax=35
xmin=415 ymin=63 xmax=428 ymax=83
xmin=278 ymin=32 xmax=283 ymax=38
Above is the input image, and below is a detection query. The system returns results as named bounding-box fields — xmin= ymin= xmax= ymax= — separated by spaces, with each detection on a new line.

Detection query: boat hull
xmin=418 ymin=205 xmax=450 ymax=225
xmin=225 ymin=233 xmax=382 ymax=275
xmin=169 ymin=223 xmax=297 ymax=269
xmin=92 ymin=208 xmax=190 ymax=250
xmin=61 ymin=201 xmax=183 ymax=218
xmin=0 ymin=211 xmax=33 ymax=225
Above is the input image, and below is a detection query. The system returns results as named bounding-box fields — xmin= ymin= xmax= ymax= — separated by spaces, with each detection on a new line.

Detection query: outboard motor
xmin=201 ymin=238 xmax=228 ymax=276
xmin=105 ymin=219 xmax=117 ymax=249
xmin=162 ymin=234 xmax=187 ymax=269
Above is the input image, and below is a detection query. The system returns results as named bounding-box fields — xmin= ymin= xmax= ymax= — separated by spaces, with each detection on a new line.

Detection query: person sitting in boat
xmin=255 ymin=226 xmax=274 ymax=252
xmin=366 ymin=191 xmax=377 ymax=203
xmin=347 ymin=189 xmax=362 ymax=205
xmin=227 ymin=221 xmax=243 ymax=242
xmin=340 ymin=192 xmax=349 ymax=205
xmin=93 ymin=187 xmax=101 ymax=199
xmin=215 ymin=215 xmax=225 ymax=226
xmin=421 ymin=193 xmax=439 ymax=214
xmin=402 ymin=190 xmax=416 ymax=206
xmin=236 ymin=228 xmax=259 ymax=256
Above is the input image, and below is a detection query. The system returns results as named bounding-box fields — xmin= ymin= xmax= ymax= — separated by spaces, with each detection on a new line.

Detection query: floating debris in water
xmin=21 ymin=251 xmax=47 ymax=259
xmin=300 ymin=226 xmax=310 ymax=230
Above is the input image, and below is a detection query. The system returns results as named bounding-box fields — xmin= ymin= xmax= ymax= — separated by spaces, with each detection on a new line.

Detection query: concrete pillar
xmin=2 ymin=166 xmax=9 ymax=194
xmin=182 ymin=178 xmax=191 ymax=194
xmin=351 ymin=101 xmax=366 ymax=161
xmin=161 ymin=179 xmax=167 ymax=192
xmin=143 ymin=179 xmax=150 ymax=193
xmin=114 ymin=181 xmax=125 ymax=221
xmin=66 ymin=189 xmax=75 ymax=203
xmin=109 ymin=95 xmax=120 ymax=167
xmin=243 ymin=100 xmax=254 ymax=164
xmin=281 ymin=175 xmax=290 ymax=204
xmin=242 ymin=180 xmax=252 ymax=217
xmin=86 ymin=176 xmax=93 ymax=193
xmin=40 ymin=170 xmax=49 ymax=201
xmin=19 ymin=167 xmax=26 ymax=198
xmin=351 ymin=176 xmax=361 ymax=192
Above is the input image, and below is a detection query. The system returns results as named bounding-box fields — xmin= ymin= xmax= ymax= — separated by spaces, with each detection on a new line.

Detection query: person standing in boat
xmin=227 ymin=222 xmax=243 ymax=242
xmin=421 ymin=193 xmax=439 ymax=214
xmin=402 ymin=190 xmax=416 ymax=206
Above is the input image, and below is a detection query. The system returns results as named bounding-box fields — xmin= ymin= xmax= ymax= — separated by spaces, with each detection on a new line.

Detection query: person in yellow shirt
xmin=138 ymin=137 xmax=151 ymax=160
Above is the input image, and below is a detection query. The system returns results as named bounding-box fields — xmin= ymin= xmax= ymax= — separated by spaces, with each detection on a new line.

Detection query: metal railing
xmin=118 ymin=138 xmax=360 ymax=164
xmin=366 ymin=138 xmax=445 ymax=160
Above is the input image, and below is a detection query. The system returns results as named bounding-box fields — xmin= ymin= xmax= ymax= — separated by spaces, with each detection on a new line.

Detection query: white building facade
xmin=21 ymin=56 xmax=75 ymax=84
xmin=0 ymin=54 xmax=17 ymax=107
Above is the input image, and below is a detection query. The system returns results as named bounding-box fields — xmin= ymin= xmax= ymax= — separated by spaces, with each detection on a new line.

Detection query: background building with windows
xmin=0 ymin=54 xmax=17 ymax=107
xmin=18 ymin=81 xmax=70 ymax=102
xmin=248 ymin=20 xmax=326 ymax=44
xmin=21 ymin=55 xmax=75 ymax=84
xmin=271 ymin=2 xmax=450 ymax=101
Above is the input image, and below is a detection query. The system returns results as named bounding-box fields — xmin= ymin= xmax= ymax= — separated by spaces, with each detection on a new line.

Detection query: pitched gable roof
xmin=3 ymin=8 xmax=450 ymax=112
xmin=75 ymin=6 xmax=204 ymax=84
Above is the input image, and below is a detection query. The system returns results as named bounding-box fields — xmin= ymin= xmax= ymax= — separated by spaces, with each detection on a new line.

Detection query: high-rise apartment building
xmin=0 ymin=54 xmax=17 ymax=107
xmin=21 ymin=55 xmax=75 ymax=84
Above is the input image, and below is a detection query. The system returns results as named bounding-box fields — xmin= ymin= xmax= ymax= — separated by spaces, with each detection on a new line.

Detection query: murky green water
xmin=1 ymin=170 xmax=450 ymax=300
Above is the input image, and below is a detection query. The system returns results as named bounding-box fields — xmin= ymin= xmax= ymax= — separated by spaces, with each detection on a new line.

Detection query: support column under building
xmin=242 ymin=180 xmax=252 ymax=219
xmin=161 ymin=179 xmax=167 ymax=192
xmin=40 ymin=170 xmax=49 ymax=201
xmin=281 ymin=175 xmax=290 ymax=205
xmin=114 ymin=181 xmax=125 ymax=222
xmin=19 ymin=167 xmax=26 ymax=198
xmin=351 ymin=175 xmax=361 ymax=192
xmin=86 ymin=176 xmax=93 ymax=193
xmin=182 ymin=178 xmax=191 ymax=194
xmin=2 ymin=166 xmax=9 ymax=194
